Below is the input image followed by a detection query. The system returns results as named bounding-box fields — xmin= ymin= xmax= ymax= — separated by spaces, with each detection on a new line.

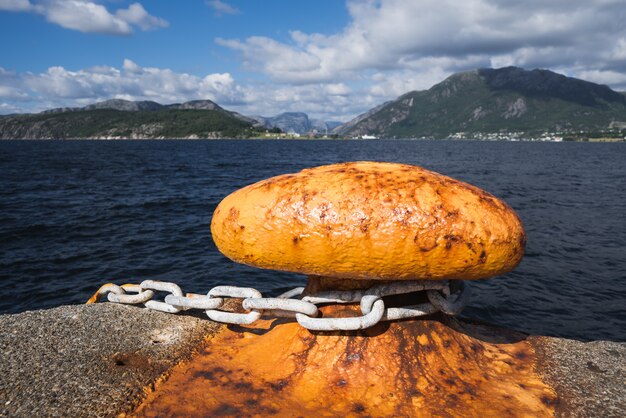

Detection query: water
xmin=1 ymin=140 xmax=624 ymax=342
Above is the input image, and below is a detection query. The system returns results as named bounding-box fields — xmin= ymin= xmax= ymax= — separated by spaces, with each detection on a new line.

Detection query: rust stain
xmin=132 ymin=307 xmax=557 ymax=417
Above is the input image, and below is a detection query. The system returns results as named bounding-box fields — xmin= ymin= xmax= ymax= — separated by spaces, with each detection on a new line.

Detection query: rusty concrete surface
xmin=0 ymin=303 xmax=624 ymax=417
xmin=134 ymin=312 xmax=559 ymax=417
xmin=0 ymin=303 xmax=221 ymax=418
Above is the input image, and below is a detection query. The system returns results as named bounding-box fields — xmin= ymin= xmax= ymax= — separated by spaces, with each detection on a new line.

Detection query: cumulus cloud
xmin=217 ymin=0 xmax=626 ymax=91
xmin=0 ymin=60 xmax=245 ymax=113
xmin=0 ymin=0 xmax=33 ymax=11
xmin=115 ymin=3 xmax=168 ymax=31
xmin=3 ymin=1 xmax=626 ymax=120
xmin=43 ymin=1 xmax=132 ymax=34
xmin=0 ymin=101 xmax=28 ymax=114
xmin=611 ymin=38 xmax=626 ymax=61
xmin=576 ymin=70 xmax=626 ymax=91
xmin=0 ymin=60 xmax=363 ymax=120
xmin=206 ymin=0 xmax=239 ymax=16
xmin=233 ymin=82 xmax=358 ymax=121
xmin=0 ymin=0 xmax=168 ymax=34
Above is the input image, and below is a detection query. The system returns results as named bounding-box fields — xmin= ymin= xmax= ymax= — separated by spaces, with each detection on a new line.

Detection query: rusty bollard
xmin=133 ymin=162 xmax=557 ymax=417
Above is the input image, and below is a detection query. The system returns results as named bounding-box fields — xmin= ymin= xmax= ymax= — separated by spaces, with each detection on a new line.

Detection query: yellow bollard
xmin=132 ymin=162 xmax=556 ymax=417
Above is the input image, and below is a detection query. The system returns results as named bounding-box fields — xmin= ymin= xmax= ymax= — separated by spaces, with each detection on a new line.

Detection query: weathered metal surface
xmin=210 ymin=162 xmax=526 ymax=281
xmin=133 ymin=305 xmax=557 ymax=417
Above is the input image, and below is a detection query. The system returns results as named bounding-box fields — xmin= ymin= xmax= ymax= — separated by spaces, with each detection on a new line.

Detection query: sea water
xmin=1 ymin=140 xmax=624 ymax=341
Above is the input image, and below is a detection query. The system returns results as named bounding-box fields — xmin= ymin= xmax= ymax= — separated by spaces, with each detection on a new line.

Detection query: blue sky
xmin=1 ymin=0 xmax=626 ymax=120
xmin=0 ymin=1 xmax=349 ymax=75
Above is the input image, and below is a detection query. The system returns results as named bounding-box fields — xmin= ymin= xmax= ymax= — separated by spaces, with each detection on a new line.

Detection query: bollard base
xmin=133 ymin=306 xmax=557 ymax=417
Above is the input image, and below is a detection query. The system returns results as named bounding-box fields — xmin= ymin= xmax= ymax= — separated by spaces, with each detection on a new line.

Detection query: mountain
xmin=335 ymin=67 xmax=626 ymax=138
xmin=41 ymin=99 xmax=162 ymax=114
xmin=85 ymin=99 xmax=163 ymax=112
xmin=0 ymin=99 xmax=261 ymax=139
xmin=42 ymin=98 xmax=256 ymax=123
xmin=253 ymin=112 xmax=341 ymax=134
xmin=253 ymin=112 xmax=310 ymax=134
xmin=167 ymin=100 xmax=219 ymax=111
xmin=331 ymin=100 xmax=393 ymax=135
xmin=324 ymin=121 xmax=344 ymax=131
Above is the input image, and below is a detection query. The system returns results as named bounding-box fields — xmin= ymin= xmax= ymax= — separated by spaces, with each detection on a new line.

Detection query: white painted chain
xmin=206 ymin=287 xmax=263 ymax=325
xmin=89 ymin=279 xmax=470 ymax=331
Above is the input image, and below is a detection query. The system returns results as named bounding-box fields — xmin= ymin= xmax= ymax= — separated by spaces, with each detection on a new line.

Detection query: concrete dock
xmin=0 ymin=304 xmax=220 ymax=417
xmin=0 ymin=303 xmax=624 ymax=417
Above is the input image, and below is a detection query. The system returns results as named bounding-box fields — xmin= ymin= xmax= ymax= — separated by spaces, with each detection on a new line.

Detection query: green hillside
xmin=337 ymin=67 xmax=626 ymax=139
xmin=0 ymin=108 xmax=260 ymax=139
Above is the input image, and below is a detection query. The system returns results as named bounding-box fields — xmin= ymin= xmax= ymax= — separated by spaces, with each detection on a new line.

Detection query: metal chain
xmin=87 ymin=279 xmax=470 ymax=331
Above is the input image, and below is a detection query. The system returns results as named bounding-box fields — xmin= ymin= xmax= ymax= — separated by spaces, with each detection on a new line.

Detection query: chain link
xmin=164 ymin=293 xmax=223 ymax=310
xmin=427 ymin=281 xmax=471 ymax=315
xmin=87 ymin=279 xmax=470 ymax=331
xmin=140 ymin=280 xmax=184 ymax=313
xmin=205 ymin=286 xmax=262 ymax=325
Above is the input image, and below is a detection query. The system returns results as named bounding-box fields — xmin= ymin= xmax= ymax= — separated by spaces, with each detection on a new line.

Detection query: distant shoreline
xmin=1 ymin=136 xmax=624 ymax=142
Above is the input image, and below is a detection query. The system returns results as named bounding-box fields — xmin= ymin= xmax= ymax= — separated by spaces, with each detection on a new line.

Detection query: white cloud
xmin=368 ymin=67 xmax=450 ymax=98
xmin=612 ymin=38 xmax=626 ymax=61
xmin=216 ymin=36 xmax=325 ymax=83
xmin=0 ymin=67 xmax=29 ymax=100
xmin=116 ymin=3 xmax=168 ymax=31
xmin=122 ymin=58 xmax=141 ymax=73
xmin=0 ymin=0 xmax=33 ymax=11
xmin=43 ymin=0 xmax=132 ymax=35
xmin=235 ymin=82 xmax=359 ymax=121
xmin=203 ymin=0 xmax=626 ymax=119
xmin=206 ymin=0 xmax=239 ymax=16
xmin=0 ymin=85 xmax=28 ymax=99
xmin=217 ymin=0 xmax=626 ymax=89
xmin=325 ymin=83 xmax=351 ymax=96
xmin=576 ymin=70 xmax=626 ymax=91
xmin=0 ymin=0 xmax=168 ymax=34
xmin=0 ymin=102 xmax=25 ymax=113
xmin=3 ymin=1 xmax=626 ymax=121
xmin=0 ymin=60 xmax=245 ymax=112
xmin=0 ymin=61 xmax=371 ymax=121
